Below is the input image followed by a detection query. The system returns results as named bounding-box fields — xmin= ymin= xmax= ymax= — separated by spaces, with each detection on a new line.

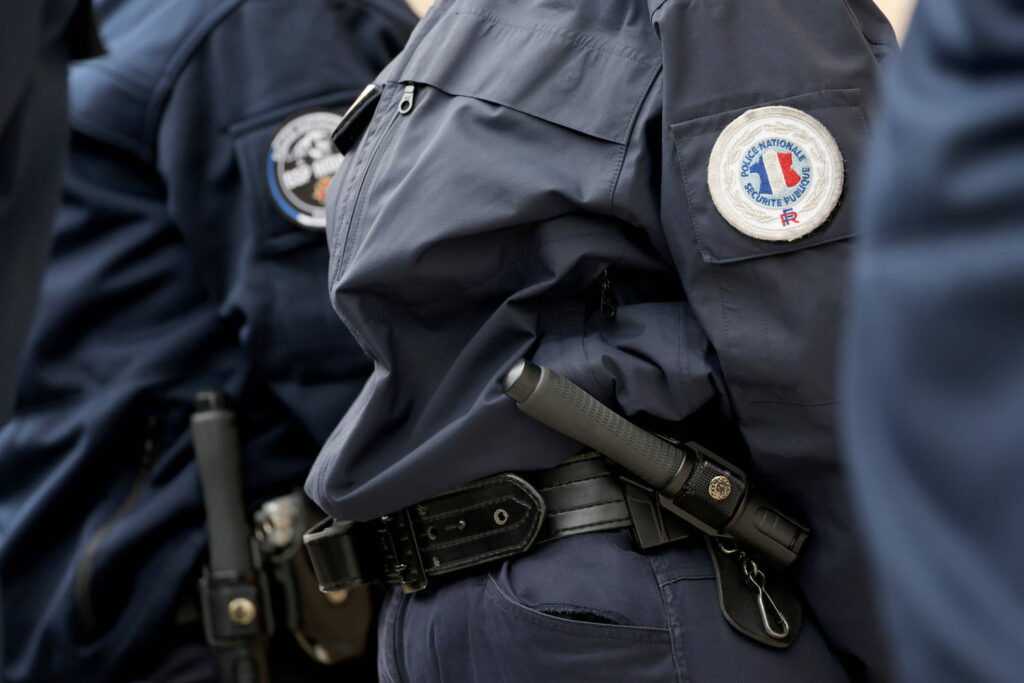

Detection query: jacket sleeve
xmin=625 ymin=1 xmax=896 ymax=678
xmin=843 ymin=0 xmax=1024 ymax=680
xmin=0 ymin=0 xmax=76 ymax=419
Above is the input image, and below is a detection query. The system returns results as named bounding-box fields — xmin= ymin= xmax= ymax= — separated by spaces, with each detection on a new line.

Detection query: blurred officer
xmin=0 ymin=0 xmax=101 ymax=421
xmin=307 ymin=1 xmax=897 ymax=681
xmin=0 ymin=1 xmax=414 ymax=681
xmin=843 ymin=0 xmax=1024 ymax=681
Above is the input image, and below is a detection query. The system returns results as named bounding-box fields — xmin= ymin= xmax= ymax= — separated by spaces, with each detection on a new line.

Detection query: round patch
xmin=267 ymin=111 xmax=344 ymax=230
xmin=707 ymin=106 xmax=844 ymax=242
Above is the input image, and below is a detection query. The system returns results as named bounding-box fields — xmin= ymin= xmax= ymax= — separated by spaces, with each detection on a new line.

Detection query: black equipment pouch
xmin=255 ymin=491 xmax=375 ymax=665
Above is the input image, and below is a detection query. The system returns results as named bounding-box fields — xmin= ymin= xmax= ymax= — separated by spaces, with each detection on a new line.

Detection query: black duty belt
xmin=304 ymin=452 xmax=805 ymax=649
xmin=304 ymin=453 xmax=692 ymax=595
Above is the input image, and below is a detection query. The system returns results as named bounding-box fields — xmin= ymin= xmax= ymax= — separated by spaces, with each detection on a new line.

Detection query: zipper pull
xmin=398 ymin=84 xmax=416 ymax=115
xmin=599 ymin=269 xmax=617 ymax=320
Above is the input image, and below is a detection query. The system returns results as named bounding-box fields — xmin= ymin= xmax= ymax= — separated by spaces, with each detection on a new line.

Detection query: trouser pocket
xmin=379 ymin=530 xmax=675 ymax=683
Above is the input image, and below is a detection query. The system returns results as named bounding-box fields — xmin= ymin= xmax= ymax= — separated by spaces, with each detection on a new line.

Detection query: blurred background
xmin=876 ymin=0 xmax=917 ymax=38
xmin=407 ymin=0 xmax=920 ymax=39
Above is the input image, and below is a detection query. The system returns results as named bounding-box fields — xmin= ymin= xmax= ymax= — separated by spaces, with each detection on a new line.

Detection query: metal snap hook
xmin=742 ymin=559 xmax=790 ymax=640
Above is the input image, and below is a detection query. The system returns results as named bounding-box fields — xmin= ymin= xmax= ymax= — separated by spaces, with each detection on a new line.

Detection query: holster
xmin=255 ymin=491 xmax=375 ymax=665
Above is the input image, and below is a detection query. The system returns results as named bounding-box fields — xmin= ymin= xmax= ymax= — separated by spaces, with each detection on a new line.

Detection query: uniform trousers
xmin=378 ymin=530 xmax=849 ymax=683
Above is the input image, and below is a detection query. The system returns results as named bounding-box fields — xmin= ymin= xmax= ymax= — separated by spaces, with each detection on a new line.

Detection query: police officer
xmin=0 ymin=0 xmax=101 ymax=421
xmin=0 ymin=1 xmax=414 ymax=681
xmin=843 ymin=0 xmax=1024 ymax=681
xmin=308 ymin=1 xmax=897 ymax=681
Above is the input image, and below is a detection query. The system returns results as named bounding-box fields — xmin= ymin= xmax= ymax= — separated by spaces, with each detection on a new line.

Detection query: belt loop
xmin=380 ymin=509 xmax=429 ymax=593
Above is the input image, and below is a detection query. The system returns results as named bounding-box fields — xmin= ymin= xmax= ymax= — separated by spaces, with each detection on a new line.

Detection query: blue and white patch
xmin=267 ymin=111 xmax=344 ymax=230
xmin=707 ymin=106 xmax=844 ymax=242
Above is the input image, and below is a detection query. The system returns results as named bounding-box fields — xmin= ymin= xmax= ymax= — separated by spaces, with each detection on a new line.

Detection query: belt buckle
xmin=380 ymin=509 xmax=428 ymax=593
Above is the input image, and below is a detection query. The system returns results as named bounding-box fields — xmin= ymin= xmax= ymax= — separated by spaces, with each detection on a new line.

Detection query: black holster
xmin=255 ymin=491 xmax=376 ymax=665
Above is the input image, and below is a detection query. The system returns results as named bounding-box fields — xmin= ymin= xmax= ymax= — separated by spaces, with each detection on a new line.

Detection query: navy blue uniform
xmin=843 ymin=1 xmax=1024 ymax=681
xmin=0 ymin=1 xmax=413 ymax=681
xmin=309 ymin=1 xmax=897 ymax=680
xmin=0 ymin=0 xmax=100 ymax=421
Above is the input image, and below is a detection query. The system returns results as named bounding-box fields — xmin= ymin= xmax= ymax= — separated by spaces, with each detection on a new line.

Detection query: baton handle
xmin=191 ymin=391 xmax=272 ymax=683
xmin=191 ymin=392 xmax=253 ymax=574
xmin=503 ymin=360 xmax=693 ymax=492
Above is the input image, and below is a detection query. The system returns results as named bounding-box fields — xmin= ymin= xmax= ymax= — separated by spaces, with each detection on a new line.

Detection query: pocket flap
xmin=401 ymin=6 xmax=659 ymax=144
xmin=671 ymin=89 xmax=866 ymax=264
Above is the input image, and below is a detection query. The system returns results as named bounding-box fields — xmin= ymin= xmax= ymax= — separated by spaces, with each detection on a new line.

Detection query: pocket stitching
xmin=452 ymin=8 xmax=658 ymax=69
xmin=401 ymin=8 xmax=658 ymax=145
xmin=486 ymin=574 xmax=671 ymax=644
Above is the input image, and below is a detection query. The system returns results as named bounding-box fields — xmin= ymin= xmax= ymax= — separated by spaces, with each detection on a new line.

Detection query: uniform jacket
xmin=0 ymin=0 xmax=101 ymax=420
xmin=308 ymin=1 xmax=897 ymax=679
xmin=0 ymin=1 xmax=413 ymax=680
xmin=843 ymin=0 xmax=1024 ymax=680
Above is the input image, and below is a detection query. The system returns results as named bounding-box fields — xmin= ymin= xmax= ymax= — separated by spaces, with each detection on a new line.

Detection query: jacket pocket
xmin=671 ymin=88 xmax=865 ymax=264
xmin=399 ymin=6 xmax=659 ymax=146
xmin=670 ymin=89 xmax=867 ymax=404
xmin=230 ymin=91 xmax=353 ymax=255
xmin=329 ymin=2 xmax=659 ymax=302
xmin=228 ymin=93 xmax=368 ymax=382
xmin=323 ymin=2 xmax=662 ymax=378
xmin=329 ymin=83 xmax=403 ymax=283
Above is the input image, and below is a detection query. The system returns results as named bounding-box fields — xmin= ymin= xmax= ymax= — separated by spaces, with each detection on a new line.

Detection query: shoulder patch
xmin=267 ymin=111 xmax=345 ymax=230
xmin=707 ymin=106 xmax=844 ymax=242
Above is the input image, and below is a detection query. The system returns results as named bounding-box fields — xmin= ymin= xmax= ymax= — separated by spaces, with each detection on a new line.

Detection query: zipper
xmin=337 ymin=83 xmax=415 ymax=275
xmin=398 ymin=84 xmax=416 ymax=115
xmin=598 ymin=269 xmax=618 ymax=320
xmin=74 ymin=416 xmax=160 ymax=634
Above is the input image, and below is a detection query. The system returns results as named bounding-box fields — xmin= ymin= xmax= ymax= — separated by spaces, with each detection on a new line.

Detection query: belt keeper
xmin=303 ymin=518 xmax=382 ymax=592
xmin=380 ymin=509 xmax=429 ymax=593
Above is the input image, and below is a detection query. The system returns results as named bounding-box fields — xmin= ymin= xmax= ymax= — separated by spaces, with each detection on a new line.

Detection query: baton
xmin=192 ymin=391 xmax=271 ymax=683
xmin=503 ymin=360 xmax=808 ymax=567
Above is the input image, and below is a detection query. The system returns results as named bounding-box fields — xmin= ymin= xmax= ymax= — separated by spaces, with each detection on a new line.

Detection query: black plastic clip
xmin=621 ymin=478 xmax=693 ymax=550
xmin=197 ymin=539 xmax=274 ymax=648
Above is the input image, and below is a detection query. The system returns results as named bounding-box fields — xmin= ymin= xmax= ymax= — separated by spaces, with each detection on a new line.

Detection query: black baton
xmin=503 ymin=360 xmax=808 ymax=567
xmin=191 ymin=391 xmax=271 ymax=683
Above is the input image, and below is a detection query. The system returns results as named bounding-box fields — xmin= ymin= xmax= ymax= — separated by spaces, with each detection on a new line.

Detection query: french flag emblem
xmin=750 ymin=152 xmax=803 ymax=196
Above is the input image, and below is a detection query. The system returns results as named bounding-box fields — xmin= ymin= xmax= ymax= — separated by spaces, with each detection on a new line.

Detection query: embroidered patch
xmin=267 ymin=111 xmax=344 ymax=230
xmin=707 ymin=106 xmax=844 ymax=242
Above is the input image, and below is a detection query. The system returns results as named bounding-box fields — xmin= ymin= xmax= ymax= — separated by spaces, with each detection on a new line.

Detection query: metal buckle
xmin=380 ymin=510 xmax=428 ymax=593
